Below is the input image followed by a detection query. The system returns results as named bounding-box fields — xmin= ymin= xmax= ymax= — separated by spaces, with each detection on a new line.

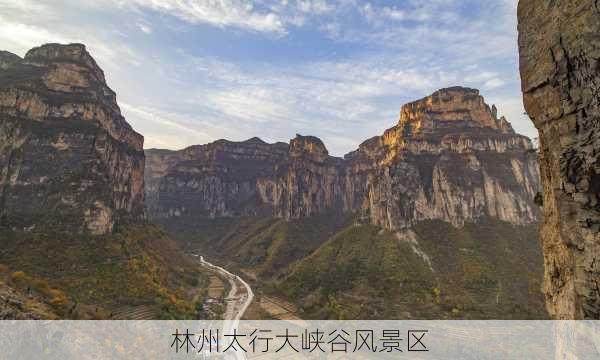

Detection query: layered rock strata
xmin=0 ymin=43 xmax=145 ymax=235
xmin=147 ymin=87 xmax=540 ymax=230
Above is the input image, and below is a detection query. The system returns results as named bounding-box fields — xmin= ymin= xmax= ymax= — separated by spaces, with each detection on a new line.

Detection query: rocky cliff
xmin=147 ymin=87 xmax=540 ymax=230
xmin=344 ymin=87 xmax=539 ymax=229
xmin=518 ymin=0 xmax=600 ymax=319
xmin=145 ymin=135 xmax=343 ymax=219
xmin=0 ymin=43 xmax=145 ymax=235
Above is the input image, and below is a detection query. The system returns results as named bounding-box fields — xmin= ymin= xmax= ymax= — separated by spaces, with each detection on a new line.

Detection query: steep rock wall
xmin=518 ymin=0 xmax=600 ymax=319
xmin=344 ymin=87 xmax=540 ymax=229
xmin=0 ymin=43 xmax=145 ymax=235
xmin=145 ymin=136 xmax=343 ymax=219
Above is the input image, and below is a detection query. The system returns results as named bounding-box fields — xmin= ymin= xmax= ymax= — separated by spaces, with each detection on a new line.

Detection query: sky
xmin=0 ymin=0 xmax=537 ymax=156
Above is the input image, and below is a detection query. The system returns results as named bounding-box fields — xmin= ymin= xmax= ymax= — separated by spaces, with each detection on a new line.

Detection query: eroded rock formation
xmin=518 ymin=0 xmax=600 ymax=319
xmin=344 ymin=87 xmax=539 ymax=229
xmin=0 ymin=43 xmax=145 ymax=235
xmin=147 ymin=87 xmax=540 ymax=230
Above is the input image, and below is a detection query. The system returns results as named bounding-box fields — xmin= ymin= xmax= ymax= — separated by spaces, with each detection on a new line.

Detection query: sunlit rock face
xmin=518 ymin=0 xmax=600 ymax=319
xmin=146 ymin=86 xmax=540 ymax=231
xmin=0 ymin=43 xmax=145 ymax=235
xmin=343 ymin=86 xmax=540 ymax=229
xmin=397 ymin=87 xmax=514 ymax=135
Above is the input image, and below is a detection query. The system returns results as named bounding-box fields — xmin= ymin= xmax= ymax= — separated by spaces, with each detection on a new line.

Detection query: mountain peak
xmin=25 ymin=43 xmax=87 ymax=61
xmin=398 ymin=86 xmax=515 ymax=135
xmin=244 ymin=136 xmax=266 ymax=144
xmin=432 ymin=86 xmax=479 ymax=96
xmin=290 ymin=134 xmax=329 ymax=160
xmin=0 ymin=51 xmax=21 ymax=70
xmin=24 ymin=43 xmax=106 ymax=84
xmin=0 ymin=43 xmax=145 ymax=235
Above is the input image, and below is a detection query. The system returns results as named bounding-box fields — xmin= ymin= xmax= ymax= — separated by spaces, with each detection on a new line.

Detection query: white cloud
xmin=205 ymin=88 xmax=293 ymax=123
xmin=117 ymin=0 xmax=287 ymax=35
xmin=463 ymin=72 xmax=506 ymax=90
xmin=0 ymin=0 xmax=536 ymax=154
xmin=0 ymin=0 xmax=50 ymax=15
xmin=0 ymin=16 xmax=69 ymax=56
xmin=143 ymin=50 xmax=451 ymax=154
xmin=382 ymin=7 xmax=406 ymax=21
xmin=360 ymin=2 xmax=436 ymax=26
xmin=320 ymin=22 xmax=341 ymax=38
xmin=484 ymin=78 xmax=505 ymax=89
xmin=0 ymin=12 xmax=141 ymax=70
xmin=464 ymin=71 xmax=498 ymax=82
xmin=120 ymin=103 xmax=216 ymax=149
xmin=297 ymin=0 xmax=333 ymax=14
xmin=359 ymin=3 xmax=377 ymax=24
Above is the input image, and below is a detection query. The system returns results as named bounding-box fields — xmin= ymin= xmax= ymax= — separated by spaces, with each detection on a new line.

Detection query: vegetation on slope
xmin=0 ymin=224 xmax=207 ymax=319
xmin=280 ymin=224 xmax=435 ymax=319
xmin=412 ymin=219 xmax=546 ymax=318
xmin=159 ymin=213 xmax=546 ymax=320
xmin=159 ymin=212 xmax=352 ymax=277
xmin=278 ymin=219 xmax=546 ymax=319
xmin=0 ymin=264 xmax=59 ymax=319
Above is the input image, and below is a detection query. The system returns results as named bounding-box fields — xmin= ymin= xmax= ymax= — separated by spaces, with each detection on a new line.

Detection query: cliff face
xmin=145 ymin=135 xmax=344 ymax=219
xmin=518 ymin=0 xmax=600 ymax=319
xmin=344 ymin=87 xmax=539 ymax=229
xmin=147 ymin=87 xmax=540 ymax=230
xmin=0 ymin=43 xmax=145 ymax=235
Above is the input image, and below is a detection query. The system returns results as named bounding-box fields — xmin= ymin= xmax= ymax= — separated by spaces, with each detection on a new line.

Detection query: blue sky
xmin=0 ymin=0 xmax=536 ymax=156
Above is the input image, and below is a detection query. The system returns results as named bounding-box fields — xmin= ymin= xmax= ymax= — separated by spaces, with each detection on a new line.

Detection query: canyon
xmin=147 ymin=86 xmax=546 ymax=319
xmin=0 ymin=0 xmax=597 ymax=324
xmin=0 ymin=42 xmax=550 ymax=320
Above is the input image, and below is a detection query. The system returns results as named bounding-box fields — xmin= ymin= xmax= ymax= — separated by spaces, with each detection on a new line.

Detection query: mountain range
xmin=0 ymin=42 xmax=548 ymax=320
xmin=146 ymin=86 xmax=546 ymax=319
xmin=1 ymin=0 xmax=598 ymax=323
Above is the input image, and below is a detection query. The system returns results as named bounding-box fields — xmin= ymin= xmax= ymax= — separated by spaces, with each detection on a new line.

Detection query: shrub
xmin=49 ymin=289 xmax=69 ymax=307
xmin=433 ymin=287 xmax=441 ymax=303
xmin=10 ymin=271 xmax=26 ymax=283
xmin=31 ymin=278 xmax=51 ymax=296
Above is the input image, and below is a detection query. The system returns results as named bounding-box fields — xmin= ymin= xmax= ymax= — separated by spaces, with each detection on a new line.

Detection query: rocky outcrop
xmin=0 ymin=283 xmax=56 ymax=320
xmin=344 ymin=87 xmax=539 ymax=229
xmin=518 ymin=0 xmax=600 ymax=319
xmin=0 ymin=43 xmax=145 ymax=235
xmin=147 ymin=87 xmax=540 ymax=230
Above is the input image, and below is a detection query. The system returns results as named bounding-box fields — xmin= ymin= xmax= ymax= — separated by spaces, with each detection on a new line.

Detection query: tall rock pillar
xmin=518 ymin=0 xmax=600 ymax=319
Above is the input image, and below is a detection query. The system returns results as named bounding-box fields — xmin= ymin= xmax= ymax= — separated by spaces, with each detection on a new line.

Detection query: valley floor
xmin=198 ymin=256 xmax=253 ymax=321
